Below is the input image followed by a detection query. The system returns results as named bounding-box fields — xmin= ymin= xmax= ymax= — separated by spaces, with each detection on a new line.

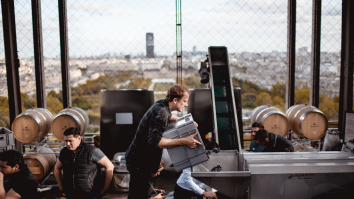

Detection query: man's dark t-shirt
xmin=125 ymin=99 xmax=172 ymax=173
xmin=265 ymin=132 xmax=294 ymax=152
xmin=7 ymin=164 xmax=37 ymax=199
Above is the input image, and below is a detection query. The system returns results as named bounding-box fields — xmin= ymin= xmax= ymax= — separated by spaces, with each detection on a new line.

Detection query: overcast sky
xmin=0 ymin=0 xmax=342 ymax=58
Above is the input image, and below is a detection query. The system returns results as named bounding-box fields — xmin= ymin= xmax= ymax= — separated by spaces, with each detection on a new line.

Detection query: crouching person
xmin=54 ymin=127 xmax=114 ymax=199
xmin=0 ymin=150 xmax=37 ymax=199
xmin=174 ymin=142 xmax=219 ymax=199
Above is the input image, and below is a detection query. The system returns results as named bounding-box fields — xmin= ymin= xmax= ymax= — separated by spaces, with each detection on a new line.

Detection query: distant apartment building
xmin=146 ymin=33 xmax=154 ymax=58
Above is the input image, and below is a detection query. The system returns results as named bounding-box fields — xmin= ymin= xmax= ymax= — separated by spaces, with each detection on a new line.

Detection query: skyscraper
xmin=146 ymin=33 xmax=154 ymax=58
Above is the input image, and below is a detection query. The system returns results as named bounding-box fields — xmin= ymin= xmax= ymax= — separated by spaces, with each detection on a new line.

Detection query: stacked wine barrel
xmin=286 ymin=104 xmax=328 ymax=139
xmin=11 ymin=107 xmax=89 ymax=183
xmin=24 ymin=147 xmax=57 ymax=183
xmin=251 ymin=105 xmax=289 ymax=137
xmin=12 ymin=108 xmax=54 ymax=143
xmin=251 ymin=104 xmax=328 ymax=139
xmin=51 ymin=107 xmax=89 ymax=141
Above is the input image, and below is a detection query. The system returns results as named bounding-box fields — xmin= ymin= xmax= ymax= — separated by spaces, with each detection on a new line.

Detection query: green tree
xmin=88 ymin=112 xmax=100 ymax=126
xmin=255 ymin=92 xmax=272 ymax=106
xmin=127 ymin=77 xmax=151 ymax=89
xmin=271 ymin=83 xmax=286 ymax=99
xmin=48 ymin=90 xmax=63 ymax=103
xmin=183 ymin=75 xmax=206 ymax=89
xmin=319 ymin=94 xmax=339 ymax=120
xmin=295 ymin=86 xmax=310 ymax=104
xmin=72 ymin=96 xmax=92 ymax=110
xmin=272 ymin=96 xmax=285 ymax=112
xmin=21 ymin=92 xmax=36 ymax=111
xmin=47 ymin=97 xmax=63 ymax=114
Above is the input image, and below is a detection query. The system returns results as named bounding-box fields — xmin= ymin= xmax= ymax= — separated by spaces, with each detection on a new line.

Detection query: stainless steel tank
xmin=192 ymin=151 xmax=354 ymax=199
xmin=100 ymin=89 xmax=154 ymax=159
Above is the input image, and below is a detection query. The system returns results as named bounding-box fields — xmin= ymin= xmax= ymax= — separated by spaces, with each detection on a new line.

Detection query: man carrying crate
xmin=125 ymin=84 xmax=201 ymax=199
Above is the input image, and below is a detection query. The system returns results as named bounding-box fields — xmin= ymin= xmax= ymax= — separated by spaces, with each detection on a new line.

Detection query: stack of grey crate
xmin=163 ymin=114 xmax=209 ymax=172
xmin=0 ymin=127 xmax=16 ymax=152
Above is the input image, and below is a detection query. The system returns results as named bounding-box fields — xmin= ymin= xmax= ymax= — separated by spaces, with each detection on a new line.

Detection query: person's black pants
xmin=127 ymin=168 xmax=151 ymax=199
xmin=174 ymin=184 xmax=203 ymax=199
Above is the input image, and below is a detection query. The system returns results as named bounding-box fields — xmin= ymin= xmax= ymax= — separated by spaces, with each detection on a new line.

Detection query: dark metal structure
xmin=1 ymin=0 xmax=22 ymax=151
xmin=188 ymin=88 xmax=214 ymax=144
xmin=100 ymin=89 xmax=154 ymax=159
xmin=188 ymin=88 xmax=244 ymax=148
xmin=176 ymin=0 xmax=182 ymax=84
xmin=310 ymin=0 xmax=322 ymax=108
xmin=339 ymin=0 xmax=354 ymax=136
xmin=58 ymin=0 xmax=71 ymax=108
xmin=32 ymin=0 xmax=46 ymax=108
xmin=286 ymin=0 xmax=296 ymax=109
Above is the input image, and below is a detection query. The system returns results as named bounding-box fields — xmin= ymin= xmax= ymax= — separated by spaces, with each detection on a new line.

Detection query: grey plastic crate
xmin=163 ymin=114 xmax=208 ymax=172
xmin=0 ymin=127 xmax=15 ymax=148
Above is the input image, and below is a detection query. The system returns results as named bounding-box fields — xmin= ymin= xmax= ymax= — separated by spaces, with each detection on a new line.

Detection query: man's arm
xmin=170 ymin=115 xmax=179 ymax=122
xmin=0 ymin=172 xmax=21 ymax=199
xmin=97 ymin=156 xmax=114 ymax=196
xmin=2 ymin=189 xmax=21 ymax=199
xmin=158 ymin=132 xmax=201 ymax=149
xmin=0 ymin=172 xmax=5 ymax=199
xmin=54 ymin=159 xmax=64 ymax=192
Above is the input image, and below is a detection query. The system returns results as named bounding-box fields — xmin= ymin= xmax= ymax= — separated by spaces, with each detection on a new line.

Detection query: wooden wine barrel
xmin=12 ymin=108 xmax=53 ymax=143
xmin=251 ymin=105 xmax=289 ymax=137
xmin=51 ymin=107 xmax=89 ymax=141
xmin=24 ymin=147 xmax=57 ymax=183
xmin=286 ymin=104 xmax=328 ymax=139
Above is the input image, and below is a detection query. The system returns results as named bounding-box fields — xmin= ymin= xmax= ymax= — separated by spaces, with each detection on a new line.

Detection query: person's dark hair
xmin=0 ymin=150 xmax=24 ymax=168
xmin=254 ymin=129 xmax=269 ymax=142
xmin=252 ymin=122 xmax=264 ymax=129
xmin=205 ymin=141 xmax=220 ymax=150
xmin=63 ymin=127 xmax=81 ymax=137
xmin=165 ymin=84 xmax=189 ymax=102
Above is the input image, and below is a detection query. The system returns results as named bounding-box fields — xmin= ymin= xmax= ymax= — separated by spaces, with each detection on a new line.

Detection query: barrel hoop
xmin=260 ymin=111 xmax=286 ymax=124
xmin=68 ymin=108 xmax=85 ymax=125
xmin=298 ymin=109 xmax=325 ymax=136
xmin=285 ymin=104 xmax=298 ymax=117
xmin=21 ymin=113 xmax=43 ymax=141
xmin=55 ymin=112 xmax=82 ymax=132
xmin=28 ymin=109 xmax=49 ymax=133
xmin=37 ymin=147 xmax=55 ymax=163
xmin=293 ymin=105 xmax=314 ymax=123
xmin=42 ymin=109 xmax=54 ymax=121
xmin=251 ymin=105 xmax=267 ymax=122
xmin=256 ymin=107 xmax=277 ymax=122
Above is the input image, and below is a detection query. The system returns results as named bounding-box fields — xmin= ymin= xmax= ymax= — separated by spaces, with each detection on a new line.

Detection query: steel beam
xmin=58 ymin=0 xmax=71 ymax=108
xmin=286 ymin=0 xmax=296 ymax=109
xmin=310 ymin=0 xmax=321 ymax=108
xmin=176 ymin=0 xmax=182 ymax=84
xmin=32 ymin=0 xmax=46 ymax=108
xmin=1 ymin=0 xmax=23 ymax=152
xmin=339 ymin=0 xmax=354 ymax=135
xmin=1 ymin=0 xmax=22 ymax=125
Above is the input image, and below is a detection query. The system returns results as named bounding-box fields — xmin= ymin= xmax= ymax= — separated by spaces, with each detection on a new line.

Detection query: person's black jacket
xmin=60 ymin=141 xmax=101 ymax=197
xmin=125 ymin=99 xmax=172 ymax=173
xmin=265 ymin=132 xmax=294 ymax=152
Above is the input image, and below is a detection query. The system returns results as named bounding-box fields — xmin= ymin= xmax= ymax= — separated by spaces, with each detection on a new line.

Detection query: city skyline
xmin=0 ymin=0 xmax=342 ymax=59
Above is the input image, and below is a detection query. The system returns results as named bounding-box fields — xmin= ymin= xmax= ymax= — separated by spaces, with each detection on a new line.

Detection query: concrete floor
xmin=39 ymin=173 xmax=176 ymax=199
